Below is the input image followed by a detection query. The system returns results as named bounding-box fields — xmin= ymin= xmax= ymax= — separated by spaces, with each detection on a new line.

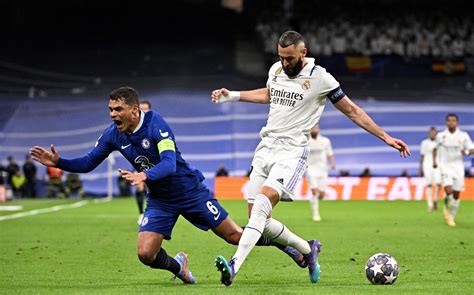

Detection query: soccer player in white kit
xmin=210 ymin=31 xmax=410 ymax=286
xmin=306 ymin=125 xmax=335 ymax=221
xmin=433 ymin=114 xmax=473 ymax=227
xmin=419 ymin=127 xmax=442 ymax=212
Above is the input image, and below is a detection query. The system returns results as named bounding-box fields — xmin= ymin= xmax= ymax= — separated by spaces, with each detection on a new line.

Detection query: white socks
xmin=263 ymin=218 xmax=311 ymax=255
xmin=450 ymin=198 xmax=460 ymax=217
xmin=426 ymin=186 xmax=433 ymax=209
xmin=311 ymin=194 xmax=320 ymax=218
xmin=232 ymin=194 xmax=272 ymax=273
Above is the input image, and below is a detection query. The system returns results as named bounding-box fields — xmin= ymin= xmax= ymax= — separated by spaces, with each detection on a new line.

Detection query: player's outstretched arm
xmin=334 ymin=96 xmax=410 ymax=157
xmin=211 ymin=88 xmax=270 ymax=104
xmin=30 ymin=144 xmax=59 ymax=167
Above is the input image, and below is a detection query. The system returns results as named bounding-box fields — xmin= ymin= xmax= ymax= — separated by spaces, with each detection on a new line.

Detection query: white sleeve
xmin=320 ymin=70 xmax=341 ymax=95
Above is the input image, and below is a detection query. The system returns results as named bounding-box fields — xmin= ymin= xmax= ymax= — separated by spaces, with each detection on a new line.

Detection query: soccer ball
xmin=365 ymin=253 xmax=399 ymax=285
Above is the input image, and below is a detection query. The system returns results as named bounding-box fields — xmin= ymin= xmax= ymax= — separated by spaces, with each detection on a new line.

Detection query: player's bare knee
xmin=137 ymin=248 xmax=156 ymax=264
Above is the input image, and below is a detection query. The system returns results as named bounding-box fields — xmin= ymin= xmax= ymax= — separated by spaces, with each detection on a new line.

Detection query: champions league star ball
xmin=365 ymin=253 xmax=399 ymax=285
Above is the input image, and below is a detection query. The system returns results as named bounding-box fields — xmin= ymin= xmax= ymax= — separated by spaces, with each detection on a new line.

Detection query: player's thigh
xmin=452 ymin=175 xmax=465 ymax=192
xmin=139 ymin=206 xmax=179 ymax=240
xmin=181 ymin=190 xmax=229 ymax=232
xmin=423 ymin=167 xmax=434 ymax=185
xmin=317 ymin=175 xmax=329 ymax=192
xmin=264 ymin=146 xmax=309 ymax=201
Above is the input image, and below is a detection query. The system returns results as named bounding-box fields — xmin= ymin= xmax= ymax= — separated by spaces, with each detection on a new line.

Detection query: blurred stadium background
xmin=0 ymin=0 xmax=473 ymax=197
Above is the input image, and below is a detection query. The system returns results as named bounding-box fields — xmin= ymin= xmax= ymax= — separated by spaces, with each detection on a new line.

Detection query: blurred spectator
xmin=256 ymin=1 xmax=473 ymax=59
xmin=360 ymin=167 xmax=372 ymax=177
xmin=65 ymin=173 xmax=84 ymax=198
xmin=215 ymin=164 xmax=229 ymax=177
xmin=140 ymin=100 xmax=152 ymax=112
xmin=47 ymin=166 xmax=64 ymax=198
xmin=339 ymin=170 xmax=350 ymax=176
xmin=6 ymin=156 xmax=20 ymax=187
xmin=23 ymin=154 xmax=37 ymax=198
xmin=11 ymin=170 xmax=26 ymax=198
xmin=0 ymin=162 xmax=7 ymax=202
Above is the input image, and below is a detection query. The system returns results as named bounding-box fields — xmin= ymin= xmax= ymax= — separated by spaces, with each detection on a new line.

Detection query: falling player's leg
xmin=138 ymin=206 xmax=195 ymax=283
xmin=137 ymin=232 xmax=195 ymax=284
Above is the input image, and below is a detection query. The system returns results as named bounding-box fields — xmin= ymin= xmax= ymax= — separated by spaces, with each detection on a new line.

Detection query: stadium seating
xmin=0 ymin=90 xmax=472 ymax=196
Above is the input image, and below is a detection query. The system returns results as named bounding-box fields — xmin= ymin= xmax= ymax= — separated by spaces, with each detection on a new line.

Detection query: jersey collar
xmin=132 ymin=110 xmax=145 ymax=134
xmin=298 ymin=57 xmax=315 ymax=77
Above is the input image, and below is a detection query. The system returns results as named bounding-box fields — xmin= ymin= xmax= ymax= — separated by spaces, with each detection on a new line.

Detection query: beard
xmin=283 ymin=57 xmax=304 ymax=78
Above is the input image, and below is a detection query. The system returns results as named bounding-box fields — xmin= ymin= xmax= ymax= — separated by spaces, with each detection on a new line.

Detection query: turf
xmin=1 ymin=198 xmax=473 ymax=294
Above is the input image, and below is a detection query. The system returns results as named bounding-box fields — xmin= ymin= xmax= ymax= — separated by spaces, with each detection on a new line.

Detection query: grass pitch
xmin=1 ymin=198 xmax=473 ymax=294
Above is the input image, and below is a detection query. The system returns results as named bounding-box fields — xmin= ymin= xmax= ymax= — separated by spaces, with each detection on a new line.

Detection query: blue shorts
xmin=139 ymin=188 xmax=228 ymax=240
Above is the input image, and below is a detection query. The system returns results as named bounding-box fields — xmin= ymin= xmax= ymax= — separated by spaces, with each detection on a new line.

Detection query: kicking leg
xmin=211 ymin=216 xmax=307 ymax=268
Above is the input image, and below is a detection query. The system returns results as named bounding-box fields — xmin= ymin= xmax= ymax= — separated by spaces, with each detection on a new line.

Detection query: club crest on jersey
xmin=141 ymin=138 xmax=151 ymax=149
xmin=302 ymin=80 xmax=311 ymax=90
xmin=275 ymin=67 xmax=283 ymax=75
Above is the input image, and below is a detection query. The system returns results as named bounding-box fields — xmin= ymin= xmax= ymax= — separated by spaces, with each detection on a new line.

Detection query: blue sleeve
xmin=56 ymin=132 xmax=114 ymax=173
xmin=142 ymin=114 xmax=177 ymax=181
xmin=143 ymin=150 xmax=176 ymax=181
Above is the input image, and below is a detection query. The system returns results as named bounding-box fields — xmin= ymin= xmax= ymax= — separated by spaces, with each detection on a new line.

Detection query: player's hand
xmin=211 ymin=88 xmax=239 ymax=103
xmin=384 ymin=137 xmax=410 ymax=157
xmin=118 ymin=169 xmax=147 ymax=186
xmin=30 ymin=144 xmax=59 ymax=167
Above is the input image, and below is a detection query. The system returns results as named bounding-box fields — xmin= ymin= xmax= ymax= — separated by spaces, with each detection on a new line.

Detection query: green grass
xmin=1 ymin=198 xmax=473 ymax=294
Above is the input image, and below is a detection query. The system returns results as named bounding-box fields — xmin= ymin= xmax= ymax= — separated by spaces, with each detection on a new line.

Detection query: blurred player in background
xmin=30 ymin=87 xmax=306 ymax=284
xmin=306 ymin=125 xmax=335 ymax=221
xmin=419 ymin=127 xmax=442 ymax=212
xmin=433 ymin=114 xmax=473 ymax=227
xmin=135 ymin=100 xmax=152 ymax=224
xmin=211 ymin=30 xmax=410 ymax=286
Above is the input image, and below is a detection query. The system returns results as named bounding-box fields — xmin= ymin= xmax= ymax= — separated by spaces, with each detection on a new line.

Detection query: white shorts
xmin=306 ymin=174 xmax=328 ymax=192
xmin=247 ymin=137 xmax=309 ymax=203
xmin=441 ymin=168 xmax=465 ymax=192
xmin=423 ymin=167 xmax=441 ymax=185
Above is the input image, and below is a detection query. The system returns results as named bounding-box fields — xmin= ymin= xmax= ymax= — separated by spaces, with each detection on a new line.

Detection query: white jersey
xmin=435 ymin=128 xmax=472 ymax=175
xmin=262 ymin=58 xmax=341 ymax=146
xmin=420 ymin=138 xmax=438 ymax=170
xmin=307 ymin=135 xmax=333 ymax=177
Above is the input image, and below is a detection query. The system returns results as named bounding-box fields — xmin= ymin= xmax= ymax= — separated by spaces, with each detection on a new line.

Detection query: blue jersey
xmin=56 ymin=111 xmax=205 ymax=202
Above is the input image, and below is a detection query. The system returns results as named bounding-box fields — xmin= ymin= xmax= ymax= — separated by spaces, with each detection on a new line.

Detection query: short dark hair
xmin=140 ymin=100 xmax=151 ymax=109
xmin=278 ymin=31 xmax=305 ymax=48
xmin=446 ymin=113 xmax=458 ymax=121
xmin=109 ymin=86 xmax=139 ymax=106
xmin=429 ymin=126 xmax=437 ymax=131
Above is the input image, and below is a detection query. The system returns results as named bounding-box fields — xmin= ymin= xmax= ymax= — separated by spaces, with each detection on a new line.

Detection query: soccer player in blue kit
xmin=29 ymin=86 xmax=306 ymax=284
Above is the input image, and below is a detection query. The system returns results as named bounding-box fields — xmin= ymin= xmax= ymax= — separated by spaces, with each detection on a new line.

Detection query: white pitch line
xmin=0 ymin=200 xmax=89 ymax=221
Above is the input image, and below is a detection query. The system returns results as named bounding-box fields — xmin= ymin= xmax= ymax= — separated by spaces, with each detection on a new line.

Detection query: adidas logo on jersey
xmin=276 ymin=178 xmax=284 ymax=185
